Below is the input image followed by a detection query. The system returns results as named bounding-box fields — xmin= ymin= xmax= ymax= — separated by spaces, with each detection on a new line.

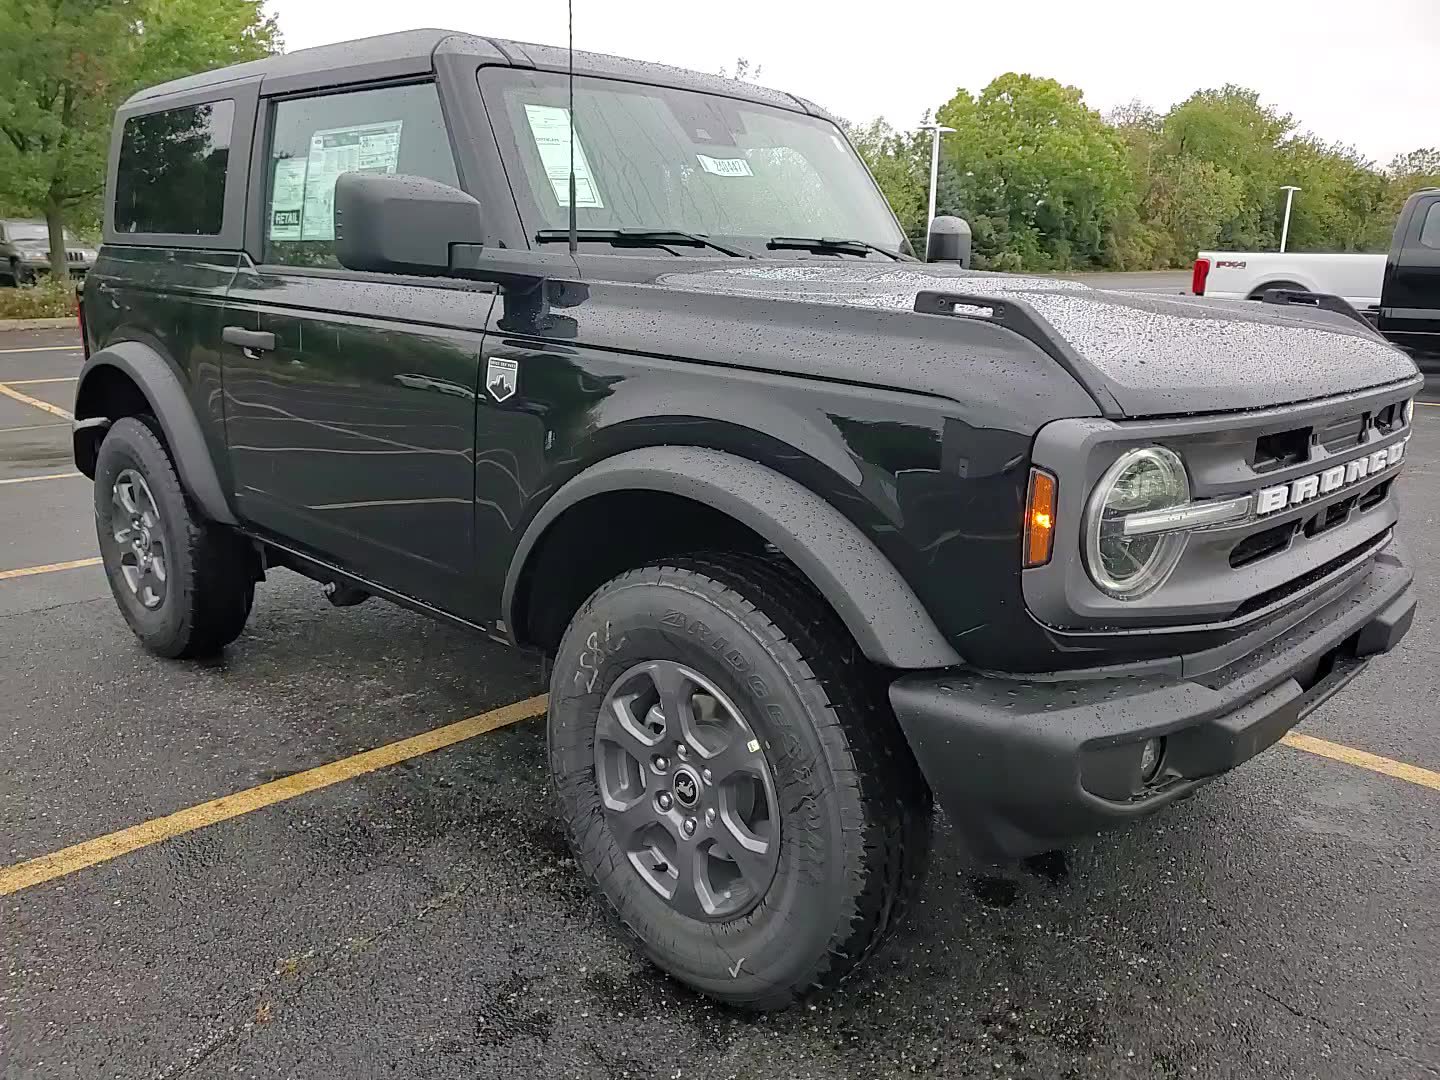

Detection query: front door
xmin=1380 ymin=194 xmax=1440 ymax=362
xmin=220 ymin=80 xmax=497 ymax=611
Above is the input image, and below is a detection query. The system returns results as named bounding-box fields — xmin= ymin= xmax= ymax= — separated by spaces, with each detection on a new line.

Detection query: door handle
xmin=222 ymin=326 xmax=276 ymax=354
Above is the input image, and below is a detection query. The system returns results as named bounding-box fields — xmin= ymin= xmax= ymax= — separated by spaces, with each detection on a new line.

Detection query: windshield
xmin=482 ymin=69 xmax=909 ymax=256
xmin=6 ymin=223 xmax=52 ymax=242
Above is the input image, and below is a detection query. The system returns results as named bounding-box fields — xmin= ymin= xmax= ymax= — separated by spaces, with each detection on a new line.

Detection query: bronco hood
xmin=656 ymin=263 xmax=1419 ymax=418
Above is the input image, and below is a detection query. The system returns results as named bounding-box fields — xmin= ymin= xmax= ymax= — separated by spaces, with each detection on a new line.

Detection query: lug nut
xmin=676 ymin=743 xmax=688 ymax=759
xmin=682 ymin=818 xmax=696 ymax=837
xmin=653 ymin=755 xmax=668 ymax=772
xmin=701 ymin=768 xmax=713 ymax=785
xmin=657 ymin=792 xmax=673 ymax=811
xmin=704 ymin=808 xmax=716 ymax=826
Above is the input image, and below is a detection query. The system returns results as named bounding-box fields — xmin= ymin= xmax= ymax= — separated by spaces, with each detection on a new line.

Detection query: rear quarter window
xmin=114 ymin=101 xmax=235 ymax=235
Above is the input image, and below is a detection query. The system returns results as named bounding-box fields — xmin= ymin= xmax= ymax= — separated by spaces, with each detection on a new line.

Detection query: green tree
xmin=933 ymin=74 xmax=1134 ymax=271
xmin=1160 ymin=85 xmax=1295 ymax=250
xmin=1386 ymin=147 xmax=1440 ymax=219
xmin=846 ymin=117 xmax=928 ymax=241
xmin=0 ymin=0 xmax=278 ymax=282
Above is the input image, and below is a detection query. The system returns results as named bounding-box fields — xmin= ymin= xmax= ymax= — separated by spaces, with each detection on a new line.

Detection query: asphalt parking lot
xmin=1 ymin=325 xmax=1437 ymax=1080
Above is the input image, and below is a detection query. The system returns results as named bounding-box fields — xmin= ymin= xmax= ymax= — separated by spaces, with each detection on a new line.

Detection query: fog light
xmin=1139 ymin=737 xmax=1164 ymax=782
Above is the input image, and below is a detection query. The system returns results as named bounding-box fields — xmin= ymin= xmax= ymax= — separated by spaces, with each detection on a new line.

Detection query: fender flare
xmin=503 ymin=446 xmax=962 ymax=670
xmin=73 ymin=340 xmax=238 ymax=525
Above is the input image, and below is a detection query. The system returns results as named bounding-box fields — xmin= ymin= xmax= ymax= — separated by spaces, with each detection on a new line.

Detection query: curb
xmin=0 ymin=317 xmax=76 ymax=331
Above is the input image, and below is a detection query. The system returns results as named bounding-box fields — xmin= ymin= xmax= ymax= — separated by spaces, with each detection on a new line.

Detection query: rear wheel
xmin=94 ymin=416 xmax=255 ymax=658
xmin=548 ymin=552 xmax=932 ymax=1008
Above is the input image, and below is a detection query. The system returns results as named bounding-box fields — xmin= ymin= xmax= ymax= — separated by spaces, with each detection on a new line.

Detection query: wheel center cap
xmin=672 ymin=767 xmax=700 ymax=808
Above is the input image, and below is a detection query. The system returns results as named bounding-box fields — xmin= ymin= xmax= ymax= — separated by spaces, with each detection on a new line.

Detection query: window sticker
xmin=268 ymin=158 xmax=308 ymax=240
xmin=696 ymin=153 xmax=754 ymax=178
xmin=523 ymin=104 xmax=604 ymax=208
xmin=268 ymin=119 xmax=406 ymax=241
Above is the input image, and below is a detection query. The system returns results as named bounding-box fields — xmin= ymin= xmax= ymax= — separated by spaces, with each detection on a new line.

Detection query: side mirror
xmin=926 ymin=215 xmax=972 ymax=268
xmin=334 ymin=172 xmax=485 ymax=276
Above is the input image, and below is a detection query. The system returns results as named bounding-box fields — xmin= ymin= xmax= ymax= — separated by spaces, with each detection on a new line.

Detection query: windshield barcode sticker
xmin=697 ymin=154 xmax=754 ymax=178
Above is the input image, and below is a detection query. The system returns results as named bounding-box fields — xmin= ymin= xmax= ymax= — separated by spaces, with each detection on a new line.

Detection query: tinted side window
xmin=264 ymin=83 xmax=458 ymax=268
xmin=115 ymin=101 xmax=234 ymax=235
xmin=1419 ymin=202 xmax=1440 ymax=250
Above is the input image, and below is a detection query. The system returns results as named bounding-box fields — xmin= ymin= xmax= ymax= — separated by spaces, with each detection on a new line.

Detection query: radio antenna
xmin=567 ymin=0 xmax=577 ymax=255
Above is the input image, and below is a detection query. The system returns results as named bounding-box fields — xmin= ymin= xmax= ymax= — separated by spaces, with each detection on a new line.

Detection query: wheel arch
xmin=504 ymin=446 xmax=962 ymax=670
xmin=73 ymin=340 xmax=238 ymax=525
xmin=1247 ymin=278 xmax=1309 ymax=300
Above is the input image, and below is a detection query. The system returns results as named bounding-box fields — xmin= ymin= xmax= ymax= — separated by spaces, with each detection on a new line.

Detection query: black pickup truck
xmin=1378 ymin=188 xmax=1440 ymax=367
xmin=74 ymin=29 xmax=1420 ymax=1008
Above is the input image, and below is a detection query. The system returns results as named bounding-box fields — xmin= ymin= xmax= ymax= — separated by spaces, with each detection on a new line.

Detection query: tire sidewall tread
xmin=549 ymin=553 xmax=930 ymax=1008
xmin=93 ymin=416 xmax=252 ymax=658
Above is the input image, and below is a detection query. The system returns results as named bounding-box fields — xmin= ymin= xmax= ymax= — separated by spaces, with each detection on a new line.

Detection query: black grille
xmin=1231 ymin=531 xmax=1389 ymax=620
xmin=1230 ymin=521 xmax=1296 ymax=568
xmin=1357 ymin=478 xmax=1392 ymax=512
xmin=1316 ymin=413 xmax=1367 ymax=454
xmin=1254 ymin=428 xmax=1310 ymax=472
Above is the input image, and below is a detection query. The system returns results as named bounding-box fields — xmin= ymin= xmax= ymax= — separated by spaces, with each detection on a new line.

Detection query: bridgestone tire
xmin=94 ymin=416 xmax=254 ymax=659
xmin=548 ymin=552 xmax=932 ymax=1008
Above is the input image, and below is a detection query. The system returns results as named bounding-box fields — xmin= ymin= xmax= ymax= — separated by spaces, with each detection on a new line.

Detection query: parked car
xmin=1194 ymin=188 xmax=1440 ymax=366
xmin=73 ymin=29 xmax=1421 ymax=1008
xmin=0 ymin=219 xmax=98 ymax=285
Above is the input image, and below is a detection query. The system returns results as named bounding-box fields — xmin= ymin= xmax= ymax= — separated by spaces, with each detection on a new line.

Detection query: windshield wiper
xmin=535 ymin=228 xmax=754 ymax=258
xmin=767 ymin=236 xmax=909 ymax=261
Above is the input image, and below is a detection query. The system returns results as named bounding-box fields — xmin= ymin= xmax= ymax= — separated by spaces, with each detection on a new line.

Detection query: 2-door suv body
xmin=74 ymin=30 xmax=1421 ymax=1007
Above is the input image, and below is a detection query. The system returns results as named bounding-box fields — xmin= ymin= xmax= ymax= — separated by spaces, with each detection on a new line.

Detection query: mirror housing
xmin=334 ymin=172 xmax=485 ymax=276
xmin=926 ymin=215 xmax=972 ymax=267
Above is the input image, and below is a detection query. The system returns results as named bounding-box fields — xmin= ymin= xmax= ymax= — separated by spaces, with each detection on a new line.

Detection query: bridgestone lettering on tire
xmin=548 ymin=552 xmax=932 ymax=1008
xmin=93 ymin=416 xmax=254 ymax=659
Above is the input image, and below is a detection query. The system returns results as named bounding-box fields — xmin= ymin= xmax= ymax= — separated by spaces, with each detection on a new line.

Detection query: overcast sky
xmin=270 ymin=0 xmax=1437 ymax=167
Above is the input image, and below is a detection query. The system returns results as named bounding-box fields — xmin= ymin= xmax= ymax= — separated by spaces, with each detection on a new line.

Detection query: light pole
xmin=921 ymin=122 xmax=955 ymax=258
xmin=1279 ymin=185 xmax=1301 ymax=252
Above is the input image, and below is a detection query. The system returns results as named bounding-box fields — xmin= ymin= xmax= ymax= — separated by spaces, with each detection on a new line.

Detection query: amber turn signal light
xmin=1024 ymin=467 xmax=1057 ymax=568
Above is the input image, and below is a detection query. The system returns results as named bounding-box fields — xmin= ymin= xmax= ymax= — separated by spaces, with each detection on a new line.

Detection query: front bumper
xmin=889 ymin=547 xmax=1416 ymax=860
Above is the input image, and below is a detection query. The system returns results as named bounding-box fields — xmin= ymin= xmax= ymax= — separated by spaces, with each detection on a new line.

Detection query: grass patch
xmin=0 ymin=277 xmax=76 ymax=320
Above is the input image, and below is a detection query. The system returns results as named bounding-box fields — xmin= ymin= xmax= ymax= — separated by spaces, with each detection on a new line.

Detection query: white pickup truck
xmin=1192 ymin=189 xmax=1439 ymax=367
xmin=1190 ymin=250 xmax=1386 ymax=310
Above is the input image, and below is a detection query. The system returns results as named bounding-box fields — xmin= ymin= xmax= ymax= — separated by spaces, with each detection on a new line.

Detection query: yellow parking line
xmin=0 ymin=471 xmax=82 ymax=485
xmin=5 ymin=376 xmax=76 ymax=386
xmin=1281 ymin=732 xmax=1440 ymax=791
xmin=0 ymin=557 xmax=101 ymax=580
xmin=0 ymin=382 xmax=72 ymax=419
xmin=0 ymin=694 xmax=548 ymax=896
xmin=0 ymin=345 xmax=80 ymax=354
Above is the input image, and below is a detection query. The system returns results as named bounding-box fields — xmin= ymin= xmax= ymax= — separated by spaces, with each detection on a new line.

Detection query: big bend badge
xmin=486 ymin=357 xmax=518 ymax=403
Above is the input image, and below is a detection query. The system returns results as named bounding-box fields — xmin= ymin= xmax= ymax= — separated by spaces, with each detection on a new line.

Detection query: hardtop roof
xmin=124 ymin=28 xmax=827 ymax=119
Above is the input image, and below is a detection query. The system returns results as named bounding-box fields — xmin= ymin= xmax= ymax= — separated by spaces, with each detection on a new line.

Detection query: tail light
xmin=1191 ymin=258 xmax=1210 ymax=296
xmin=1023 ymin=467 xmax=1058 ymax=568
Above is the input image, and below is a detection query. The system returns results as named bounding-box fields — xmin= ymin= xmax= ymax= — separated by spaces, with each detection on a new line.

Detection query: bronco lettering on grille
xmin=1255 ymin=442 xmax=1406 ymax=516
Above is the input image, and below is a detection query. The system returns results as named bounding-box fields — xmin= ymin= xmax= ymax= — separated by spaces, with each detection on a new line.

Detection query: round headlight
xmin=1085 ymin=446 xmax=1190 ymax=599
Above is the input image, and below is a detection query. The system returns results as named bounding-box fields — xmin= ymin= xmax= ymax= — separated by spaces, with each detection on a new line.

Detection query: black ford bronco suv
xmin=76 ymin=30 xmax=1420 ymax=1007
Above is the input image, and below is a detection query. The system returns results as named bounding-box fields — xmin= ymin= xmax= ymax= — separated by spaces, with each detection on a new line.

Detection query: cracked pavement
xmin=1 ymin=328 xmax=1436 ymax=1079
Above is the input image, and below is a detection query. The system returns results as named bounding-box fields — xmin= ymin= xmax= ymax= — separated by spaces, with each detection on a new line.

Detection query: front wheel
xmin=548 ymin=553 xmax=932 ymax=1008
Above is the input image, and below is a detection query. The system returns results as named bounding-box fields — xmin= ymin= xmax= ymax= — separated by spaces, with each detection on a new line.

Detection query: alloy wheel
xmin=595 ymin=660 xmax=781 ymax=921
xmin=111 ymin=469 xmax=168 ymax=610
